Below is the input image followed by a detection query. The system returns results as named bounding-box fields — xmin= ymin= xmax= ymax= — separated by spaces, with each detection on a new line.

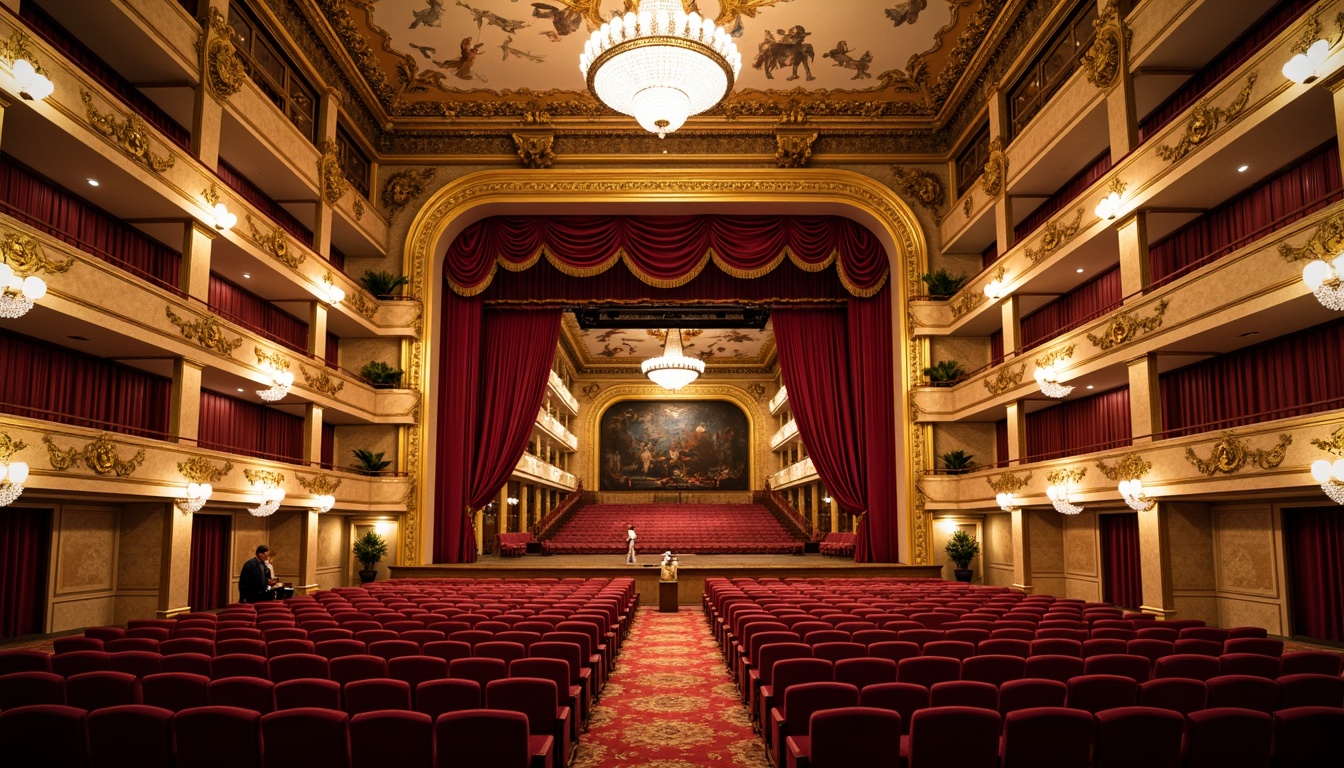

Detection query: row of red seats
xmin=543 ymin=502 xmax=802 ymax=553
xmin=819 ymin=533 xmax=856 ymax=557
xmin=2 ymin=703 xmax=558 ymax=768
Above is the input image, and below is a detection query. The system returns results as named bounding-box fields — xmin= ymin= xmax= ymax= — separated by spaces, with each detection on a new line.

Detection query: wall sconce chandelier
xmin=642 ymin=328 xmax=704 ymax=391
xmin=248 ymin=486 xmax=285 ymax=517
xmin=1033 ymin=362 xmax=1074 ymax=398
xmin=0 ymin=261 xmax=47 ymax=319
xmin=11 ymin=58 xmax=53 ymax=101
xmin=995 ymin=492 xmax=1019 ymax=513
xmin=319 ymin=272 xmax=345 ymax=306
xmin=983 ymin=275 xmax=1008 ymax=300
xmin=176 ymin=482 xmax=213 ymax=513
xmin=1310 ymin=459 xmax=1344 ymax=504
xmin=313 ymin=494 xmax=335 ymax=513
xmin=1046 ymin=483 xmax=1083 ymax=515
xmin=1118 ymin=478 xmax=1155 ymax=511
xmin=580 ymin=0 xmax=741 ymax=139
xmin=0 ymin=458 xmax=29 ymax=506
xmin=1283 ymin=39 xmax=1330 ymax=84
xmin=1301 ymin=255 xmax=1344 ymax=311
xmin=257 ymin=365 xmax=294 ymax=402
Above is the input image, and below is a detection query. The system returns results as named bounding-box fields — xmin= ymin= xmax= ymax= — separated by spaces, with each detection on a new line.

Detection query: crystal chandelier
xmin=1310 ymin=459 xmax=1344 ymax=504
xmin=580 ymin=0 xmax=742 ymax=138
xmin=257 ymin=366 xmax=295 ymax=402
xmin=642 ymin=328 xmax=704 ymax=390
xmin=1302 ymin=256 xmax=1344 ymax=311
xmin=0 ymin=459 xmax=29 ymax=507
xmin=0 ymin=261 xmax=47 ymax=319
xmin=248 ymin=486 xmax=285 ymax=518
xmin=313 ymin=494 xmax=335 ymax=513
xmin=1118 ymin=479 xmax=1155 ymax=512
xmin=1034 ymin=362 xmax=1075 ymax=399
xmin=995 ymin=492 xmax=1019 ymax=513
xmin=1046 ymin=483 xmax=1084 ymax=515
xmin=175 ymin=482 xmax=213 ymax=513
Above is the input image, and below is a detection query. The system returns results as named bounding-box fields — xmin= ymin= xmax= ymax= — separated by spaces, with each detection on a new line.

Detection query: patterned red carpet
xmin=573 ymin=607 xmax=767 ymax=768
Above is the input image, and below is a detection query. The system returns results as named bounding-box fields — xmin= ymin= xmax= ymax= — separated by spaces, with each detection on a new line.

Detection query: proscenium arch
xmin=402 ymin=168 xmax=932 ymax=565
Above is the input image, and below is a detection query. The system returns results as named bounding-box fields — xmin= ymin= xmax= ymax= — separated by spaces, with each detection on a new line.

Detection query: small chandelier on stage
xmin=580 ymin=0 xmax=742 ymax=138
xmin=643 ymin=328 xmax=704 ymax=391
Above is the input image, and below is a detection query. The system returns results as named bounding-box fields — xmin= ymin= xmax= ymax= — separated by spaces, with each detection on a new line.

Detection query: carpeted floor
xmin=572 ymin=607 xmax=767 ymax=768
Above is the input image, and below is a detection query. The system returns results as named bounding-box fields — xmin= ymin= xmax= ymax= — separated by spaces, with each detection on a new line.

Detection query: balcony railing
xmin=515 ymin=452 xmax=577 ymax=490
xmin=548 ymin=370 xmax=579 ymax=415
xmin=771 ymin=419 xmax=800 ymax=451
xmin=536 ymin=409 xmax=579 ymax=451
xmin=768 ymin=456 xmax=816 ymax=488
xmin=769 ymin=385 xmax=789 ymax=414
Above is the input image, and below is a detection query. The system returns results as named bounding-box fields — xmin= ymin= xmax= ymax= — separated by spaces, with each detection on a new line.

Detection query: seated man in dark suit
xmin=238 ymin=544 xmax=273 ymax=603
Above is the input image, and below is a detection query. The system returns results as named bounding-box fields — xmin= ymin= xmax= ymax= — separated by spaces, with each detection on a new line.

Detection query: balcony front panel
xmin=535 ymin=409 xmax=579 ymax=452
xmin=548 ymin=371 xmax=580 ymax=415
xmin=108 ymin=0 xmax=201 ymax=77
xmin=771 ymin=419 xmax=800 ymax=452
xmin=769 ymin=456 xmax=817 ymax=490
xmin=514 ymin=452 xmax=577 ymax=491
xmin=769 ymin=385 xmax=789 ymax=415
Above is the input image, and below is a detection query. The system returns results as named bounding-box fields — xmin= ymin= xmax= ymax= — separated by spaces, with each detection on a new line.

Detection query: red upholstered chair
xmin=907 ymin=705 xmax=1001 ymax=768
xmin=1273 ymin=706 xmax=1344 ymax=768
xmin=106 ymin=651 xmax=162 ymax=680
xmin=356 ymin=630 xmax=400 ymax=645
xmin=369 ymin=639 xmax=423 ymax=662
xmin=52 ymin=651 xmax=110 ymax=678
xmin=141 ymin=672 xmax=210 ymax=712
xmin=209 ymin=677 xmax=276 ymax=714
xmin=416 ymin=678 xmax=482 ymax=719
xmin=84 ymin=627 xmax=125 ymax=643
xmin=922 ymin=640 xmax=976 ymax=661
xmin=65 ymin=670 xmax=141 ymax=711
xmin=266 ymin=639 xmax=316 ymax=658
xmin=867 ymin=641 xmax=921 ymax=665
xmin=811 ymin=642 xmax=867 ymax=664
xmin=1180 ymin=627 xmax=1229 ymax=643
xmin=1065 ymin=673 xmax=1138 ymax=714
xmin=801 ymin=630 xmax=849 ymax=646
xmin=788 ymin=705 xmax=898 ymax=768
xmin=930 ymin=680 xmax=998 ymax=710
xmin=897 ymin=656 xmax=960 ymax=688
xmin=529 ymin=642 xmax=591 ymax=723
xmin=161 ymin=653 xmax=212 ymax=678
xmin=1000 ymin=706 xmax=1094 ymax=768
xmin=1223 ymin=638 xmax=1283 ymax=657
xmin=989 ymin=628 xmax=1037 ymax=641
xmin=0 ymin=670 xmax=65 ymax=709
xmin=0 ymin=704 xmax=89 ymax=768
xmin=1093 ymin=706 xmax=1184 ymax=768
xmin=1184 ymin=707 xmax=1273 ymax=768
xmin=159 ymin=638 xmax=214 ymax=657
xmin=944 ymin=628 xmax=992 ymax=645
xmin=451 ymin=657 xmax=509 ymax=691
xmin=476 ymin=641 xmax=528 ymax=668
xmin=262 ymin=628 xmax=307 ymax=643
xmin=1274 ymin=673 xmax=1344 ymax=710
xmin=833 ymin=657 xmax=897 ymax=690
xmin=1134 ymin=626 xmax=1179 ymax=642
xmin=1280 ymin=651 xmax=1344 ymax=677
xmin=422 ymin=640 xmax=474 ymax=665
xmin=308 ymin=628 xmax=355 ymax=644
xmin=175 ymin=705 xmax=262 ymax=768
xmin=350 ymin=710 xmax=434 ymax=768
xmin=217 ymin=627 xmax=264 ymax=642
xmin=487 ymin=677 xmax=570 ymax=768
xmin=960 ymin=654 xmax=1025 ymax=687
xmin=1139 ymin=677 xmax=1207 ymax=715
xmin=267 ymin=654 xmax=330 ymax=683
xmin=211 ymin=653 xmax=269 ymax=680
xmin=104 ymin=638 xmax=159 ymax=653
xmin=759 ymin=657 xmax=833 ymax=737
xmin=1081 ymin=638 xmax=1128 ymax=658
xmin=126 ymin=627 xmax=172 ymax=641
xmin=345 ymin=677 xmax=412 ymax=714
xmin=261 ymin=707 xmax=350 ymax=768
xmin=1125 ymin=638 xmax=1174 ymax=665
xmin=999 ymin=678 xmax=1067 ymax=715
xmin=858 ymin=682 xmax=927 ymax=735
xmin=274 ymin=678 xmax=341 ymax=711
xmin=87 ymin=705 xmax=173 ymax=768
xmin=1083 ymin=653 xmax=1151 ymax=683
xmin=749 ymin=643 xmax=813 ymax=723
xmin=0 ymin=650 xmax=53 ymax=675
xmin=1206 ymin=674 xmax=1276 ymax=713
xmin=511 ymin=658 xmax=582 ymax=739
xmin=543 ymin=632 xmax=602 ymax=692
xmin=1030 ymin=638 xmax=1083 ymax=657
xmin=54 ymin=637 xmax=104 ymax=654
xmin=977 ymin=638 xmax=1030 ymax=658
xmin=1153 ymin=653 xmax=1221 ymax=681
xmin=851 ymin=629 xmax=902 ymax=646
xmin=896 ymin=629 xmax=944 ymax=648
xmin=1174 ymin=638 xmax=1223 ymax=657
xmin=435 ymin=709 xmax=534 ymax=768
xmin=389 ymin=656 xmax=449 ymax=697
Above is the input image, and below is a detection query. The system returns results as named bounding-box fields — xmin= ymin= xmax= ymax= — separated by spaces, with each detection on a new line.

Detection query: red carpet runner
xmin=573 ymin=607 xmax=767 ymax=768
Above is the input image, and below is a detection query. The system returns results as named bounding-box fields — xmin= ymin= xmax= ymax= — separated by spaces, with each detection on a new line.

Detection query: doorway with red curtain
xmin=1100 ymin=512 xmax=1142 ymax=610
xmin=188 ymin=513 xmax=232 ymax=611
xmin=0 ymin=507 xmax=52 ymax=638
xmin=1283 ymin=506 xmax=1344 ymax=643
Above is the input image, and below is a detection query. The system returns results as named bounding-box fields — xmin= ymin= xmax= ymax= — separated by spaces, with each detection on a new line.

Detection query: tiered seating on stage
xmin=496 ymin=533 xmax=535 ymax=558
xmin=542 ymin=503 xmax=803 ymax=554
xmin=818 ymin=533 xmax=856 ymax=558
xmin=0 ymin=578 xmax=635 ymax=768
xmin=704 ymin=578 xmax=1344 ymax=768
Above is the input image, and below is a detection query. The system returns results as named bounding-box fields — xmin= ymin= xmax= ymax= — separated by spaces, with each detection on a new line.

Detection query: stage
xmin=389 ymin=554 xmax=946 ymax=605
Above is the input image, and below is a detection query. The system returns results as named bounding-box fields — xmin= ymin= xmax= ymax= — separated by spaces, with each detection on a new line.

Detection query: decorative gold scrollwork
xmin=581 ymin=383 xmax=602 ymax=402
xmin=746 ymin=383 xmax=767 ymax=402
xmin=319 ymin=139 xmax=348 ymax=206
xmin=1279 ymin=213 xmax=1344 ymax=263
xmin=512 ymin=132 xmax=556 ymax=169
xmin=381 ymin=168 xmax=437 ymax=219
xmin=1086 ymin=299 xmax=1170 ymax=351
xmin=0 ymin=432 xmax=27 ymax=461
xmin=988 ymin=470 xmax=1032 ymax=494
xmin=245 ymin=215 xmax=302 ymax=268
xmin=299 ymin=364 xmax=345 ymax=398
xmin=204 ymin=7 xmax=246 ymax=100
xmin=178 ymin=456 xmax=233 ymax=484
xmin=43 ymin=434 xmax=145 ymax=477
xmin=297 ymin=472 xmax=342 ymax=495
xmin=243 ymin=468 xmax=285 ymax=488
xmin=1035 ymin=343 xmax=1076 ymax=369
xmin=254 ymin=346 xmax=290 ymax=371
xmin=352 ymin=198 xmax=364 ymax=221
xmin=775 ymin=131 xmax=818 ymax=169
xmin=983 ymin=364 xmax=1025 ymax=395
xmin=1096 ymin=452 xmax=1151 ymax=482
xmin=0 ymin=232 xmax=74 ymax=275
xmin=979 ymin=136 xmax=1008 ymax=198
xmin=1311 ymin=425 xmax=1344 ymax=456
xmin=0 ymin=31 xmax=49 ymax=76
xmin=1047 ymin=467 xmax=1087 ymax=486
xmin=1025 ymin=208 xmax=1084 ymax=262
xmin=80 ymin=91 xmax=175 ymax=174
xmin=166 ymin=306 xmax=243 ymax=356
xmin=891 ymin=167 xmax=947 ymax=223
xmin=344 ymin=290 xmax=379 ymax=320
xmin=1156 ymin=74 xmax=1258 ymax=163
xmin=963 ymin=194 xmax=973 ymax=218
xmin=1080 ymin=0 xmax=1132 ymax=89
xmin=948 ymin=288 xmax=985 ymax=319
xmin=1184 ymin=432 xmax=1293 ymax=475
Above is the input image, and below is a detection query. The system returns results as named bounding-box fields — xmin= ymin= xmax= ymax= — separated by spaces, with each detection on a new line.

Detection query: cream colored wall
xmin=317 ymin=514 xmax=348 ymax=590
xmin=983 ymin=512 xmax=1014 ymax=587
xmin=115 ymin=504 xmax=164 ymax=625
xmin=48 ymin=504 xmax=119 ymax=632
xmin=333 ymin=425 xmax=400 ymax=473
xmin=1166 ymin=502 xmax=1219 ymax=626
xmin=266 ymin=510 xmax=304 ymax=586
xmin=931 ymin=518 xmax=984 ymax=584
xmin=1211 ymin=503 xmax=1289 ymax=635
xmin=931 ymin=422 xmax=996 ymax=474
xmin=1028 ymin=509 xmax=1065 ymax=597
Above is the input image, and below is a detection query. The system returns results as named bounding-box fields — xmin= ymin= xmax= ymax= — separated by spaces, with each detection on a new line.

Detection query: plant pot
xmin=358 ymin=569 xmax=378 ymax=584
xmin=953 ymin=568 xmax=974 ymax=583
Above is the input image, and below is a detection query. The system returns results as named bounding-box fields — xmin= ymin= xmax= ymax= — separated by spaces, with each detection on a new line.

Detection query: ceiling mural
xmin=319 ymin=0 xmax=1007 ymax=121
xmin=561 ymin=313 xmax=776 ymax=372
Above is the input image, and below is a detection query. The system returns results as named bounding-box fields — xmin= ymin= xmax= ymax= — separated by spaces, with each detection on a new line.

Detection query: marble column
xmin=1010 ymin=508 xmax=1033 ymax=594
xmin=157 ymin=502 xmax=192 ymax=617
xmin=1137 ymin=503 xmax=1176 ymax=616
xmin=1127 ymin=354 xmax=1162 ymax=444
xmin=179 ymin=222 xmax=215 ymax=304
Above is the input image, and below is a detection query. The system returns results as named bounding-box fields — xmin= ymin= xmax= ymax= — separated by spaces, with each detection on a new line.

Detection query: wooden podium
xmin=659 ymin=581 xmax=678 ymax=612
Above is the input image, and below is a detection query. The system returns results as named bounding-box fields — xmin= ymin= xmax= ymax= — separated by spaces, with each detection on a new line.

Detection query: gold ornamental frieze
xmin=1047 ymin=467 xmax=1087 ymax=486
xmin=297 ymin=472 xmax=342 ymax=495
xmin=243 ymin=468 xmax=285 ymax=488
xmin=1156 ymin=73 xmax=1257 ymax=163
xmin=80 ymin=91 xmax=175 ymax=174
xmin=0 ymin=432 xmax=27 ymax=462
xmin=254 ymin=346 xmax=290 ymax=372
xmin=0 ymin=30 xmax=48 ymax=77
xmin=580 ymin=383 xmax=601 ymax=402
xmin=318 ymin=139 xmax=349 ymax=206
xmin=983 ymin=364 xmax=1026 ymax=396
xmin=166 ymin=306 xmax=243 ymax=356
xmin=775 ymin=131 xmax=818 ymax=169
xmin=352 ymin=198 xmax=365 ymax=221
xmin=1310 ymin=425 xmax=1344 ymax=455
xmin=1278 ymin=212 xmax=1344 ymax=263
xmin=245 ymin=215 xmax=302 ymax=269
xmin=1096 ymin=452 xmax=1151 ymax=482
xmin=178 ymin=456 xmax=233 ymax=484
xmin=1025 ymin=208 xmax=1084 ymax=263
xmin=948 ymin=288 xmax=985 ymax=319
xmin=381 ymin=168 xmax=437 ymax=219
xmin=1080 ymin=0 xmax=1132 ymax=90
xmin=1086 ymin=299 xmax=1170 ymax=351
xmin=344 ymin=289 xmax=379 ymax=321
xmin=1035 ymin=343 xmax=1076 ymax=369
xmin=0 ymin=232 xmax=74 ymax=275
xmin=512 ymin=132 xmax=556 ymax=169
xmin=963 ymin=194 xmax=974 ymax=218
xmin=1184 ymin=431 xmax=1292 ymax=476
xmin=299 ymin=364 xmax=345 ymax=398
xmin=747 ymin=383 xmax=767 ymax=402
xmin=890 ymin=167 xmax=947 ymax=223
xmin=43 ymin=434 xmax=145 ymax=477
xmin=987 ymin=470 xmax=1032 ymax=495
xmin=203 ymin=7 xmax=245 ymax=100
xmin=979 ymin=136 xmax=1008 ymax=198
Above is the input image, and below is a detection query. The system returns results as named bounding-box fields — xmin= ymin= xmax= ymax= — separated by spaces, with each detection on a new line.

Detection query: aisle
xmin=572 ymin=607 xmax=767 ymax=768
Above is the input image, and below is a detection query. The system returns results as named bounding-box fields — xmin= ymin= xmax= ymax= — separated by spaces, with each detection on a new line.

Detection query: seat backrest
xmin=52 ymin=650 xmax=110 ymax=678
xmin=1184 ymin=706 xmax=1273 ymax=768
xmin=833 ymin=657 xmax=898 ymax=690
xmin=485 ymin=677 xmax=558 ymax=736
xmin=315 ymin=639 xmax=368 ymax=661
xmin=1279 ymin=651 xmax=1344 ymax=677
xmin=369 ymin=640 xmax=422 ymax=662
xmin=896 ymin=656 xmax=961 ymax=688
xmin=387 ymin=655 xmax=450 ymax=693
xmin=344 ymin=677 xmax=413 ymax=715
xmin=350 ymin=710 xmax=434 ymax=768
xmin=1001 ymin=706 xmax=1094 ymax=768
xmin=999 ymin=678 xmax=1067 ymax=715
xmin=977 ymin=638 xmax=1030 ymax=658
xmin=0 ymin=670 xmax=66 ymax=709
xmin=87 ymin=705 xmax=174 ymax=768
xmin=261 ymin=707 xmax=350 ymax=767
xmin=1206 ymin=674 xmax=1276 ymax=714
xmin=0 ymin=704 xmax=90 ymax=768
xmin=1274 ymin=673 xmax=1344 ymax=710
xmin=1066 ymin=673 xmax=1139 ymax=714
xmin=1030 ymin=639 xmax=1083 ymax=658
xmin=529 ymin=642 xmax=584 ymax=684
xmin=211 ymin=653 xmax=269 ymax=681
xmin=422 ymin=640 xmax=474 ymax=665
xmin=174 ymin=705 xmax=263 ymax=768
xmin=960 ymin=654 xmax=1026 ymax=687
xmin=141 ymin=672 xmax=210 ymax=712
xmin=908 ymin=705 xmax=1001 ymax=768
xmin=1083 ymin=653 xmax=1151 ymax=683
xmin=1223 ymin=638 xmax=1283 ymax=658
xmin=435 ymin=709 xmax=530 ymax=768
xmin=1023 ymin=654 xmax=1084 ymax=684
xmin=811 ymin=641 xmax=867 ymax=663
xmin=0 ymin=650 xmax=53 ymax=675
xmin=807 ymin=706 xmax=899 ymax=768
xmin=1153 ymin=653 xmax=1221 ymax=681
xmin=1093 ymin=706 xmax=1184 ymax=768
xmin=66 ymin=670 xmax=140 ymax=711
xmin=1139 ymin=677 xmax=1207 ymax=715
xmin=415 ymin=678 xmax=482 ymax=719
xmin=758 ymin=643 xmax=813 ymax=685
xmin=474 ymin=641 xmax=527 ymax=666
xmin=449 ymin=657 xmax=508 ymax=690
xmin=208 ymin=676 xmax=276 ymax=714
xmin=858 ymin=682 xmax=928 ymax=735
xmin=274 ymin=678 xmax=342 ymax=711
xmin=1273 ymin=705 xmax=1344 ymax=768
xmin=930 ymin=680 xmax=998 ymax=710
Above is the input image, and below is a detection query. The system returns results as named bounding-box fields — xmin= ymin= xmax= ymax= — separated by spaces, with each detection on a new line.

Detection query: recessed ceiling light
xmin=1086 ymin=385 xmax=1094 ymax=390
xmin=237 ymin=388 xmax=245 ymax=392
xmin=1076 ymin=268 xmax=1084 ymax=273
xmin=1237 ymin=165 xmax=1249 ymax=172
xmin=87 ymin=178 xmax=100 ymax=186
xmin=242 ymin=273 xmax=251 ymax=279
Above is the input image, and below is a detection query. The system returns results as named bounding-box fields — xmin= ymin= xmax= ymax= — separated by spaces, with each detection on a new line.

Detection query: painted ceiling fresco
xmin=562 ymin=313 xmax=776 ymax=371
xmin=321 ymin=0 xmax=1005 ymax=121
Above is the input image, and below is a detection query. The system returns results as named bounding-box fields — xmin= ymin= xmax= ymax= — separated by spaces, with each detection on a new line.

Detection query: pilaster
xmin=169 ymin=358 xmax=204 ymax=442
xmin=1005 ymin=401 xmax=1026 ymax=463
xmin=829 ymin=496 xmax=840 ymax=534
xmin=190 ymin=0 xmax=229 ymax=168
xmin=1127 ymin=354 xmax=1162 ymax=443
xmin=308 ymin=302 xmax=328 ymax=361
xmin=302 ymin=404 xmax=324 ymax=464
xmin=180 ymin=222 xmax=215 ymax=303
xmin=1116 ymin=211 xmax=1151 ymax=299
xmin=1101 ymin=0 xmax=1138 ymax=159
xmin=313 ymin=88 xmax=340 ymax=258
xmin=1138 ymin=503 xmax=1177 ymax=616
xmin=1000 ymin=295 xmax=1022 ymax=355
xmin=1010 ymin=508 xmax=1033 ymax=593
xmin=296 ymin=509 xmax=320 ymax=594
xmin=157 ymin=503 xmax=193 ymax=617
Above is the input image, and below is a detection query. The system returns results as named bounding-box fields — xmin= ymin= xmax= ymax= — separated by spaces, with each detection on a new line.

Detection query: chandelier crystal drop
xmin=0 ymin=460 xmax=28 ymax=507
xmin=995 ymin=492 xmax=1019 ymax=513
xmin=1310 ymin=459 xmax=1344 ymax=504
xmin=0 ymin=261 xmax=46 ymax=319
xmin=580 ymin=0 xmax=742 ymax=138
xmin=642 ymin=328 xmax=705 ymax=390
xmin=248 ymin=486 xmax=285 ymax=518
xmin=1302 ymin=255 xmax=1344 ymax=311
xmin=176 ymin=482 xmax=213 ymax=513
xmin=1046 ymin=483 xmax=1083 ymax=515
xmin=257 ymin=368 xmax=295 ymax=402
xmin=1034 ymin=363 xmax=1075 ymax=399
xmin=313 ymin=493 xmax=336 ymax=513
xmin=1118 ymin=478 xmax=1155 ymax=512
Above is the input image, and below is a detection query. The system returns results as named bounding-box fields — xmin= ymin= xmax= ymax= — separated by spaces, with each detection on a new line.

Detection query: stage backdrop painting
xmin=600 ymin=400 xmax=750 ymax=491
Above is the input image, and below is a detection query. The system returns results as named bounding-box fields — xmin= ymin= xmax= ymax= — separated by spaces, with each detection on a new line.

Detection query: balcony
xmin=535 ymin=408 xmax=579 ymax=452
xmin=769 ymin=456 xmax=817 ymax=490
xmin=548 ymin=370 xmax=579 ymax=415
xmin=771 ymin=419 xmax=801 ymax=451
xmin=514 ymin=452 xmax=577 ymax=491
xmin=769 ymin=385 xmax=789 ymax=415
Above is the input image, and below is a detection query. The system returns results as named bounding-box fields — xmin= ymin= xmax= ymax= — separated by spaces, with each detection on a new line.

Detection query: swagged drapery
xmin=436 ymin=214 xmax=898 ymax=564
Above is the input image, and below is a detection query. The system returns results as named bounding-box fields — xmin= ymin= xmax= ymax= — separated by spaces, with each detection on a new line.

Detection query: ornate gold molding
xmin=381 ymin=168 xmax=437 ymax=219
xmin=1080 ymin=0 xmax=1132 ymax=89
xmin=512 ymin=132 xmax=555 ymax=169
xmin=243 ymin=468 xmax=285 ymax=487
xmin=1156 ymin=73 xmax=1258 ymax=163
xmin=775 ymin=131 xmax=818 ymax=168
xmin=43 ymin=434 xmax=145 ymax=477
xmin=1025 ymin=207 xmax=1084 ymax=263
xmin=1035 ymin=343 xmax=1076 ymax=368
xmin=948 ymin=288 xmax=985 ymax=319
xmin=890 ymin=167 xmax=946 ymax=223
xmin=988 ymin=470 xmax=1032 ymax=494
xmin=0 ymin=432 xmax=27 ymax=462
xmin=1096 ymin=452 xmax=1151 ymax=482
xmin=79 ymin=91 xmax=175 ymax=173
xmin=1086 ymin=299 xmax=1170 ymax=351
xmin=344 ymin=289 xmax=379 ymax=321
xmin=0 ymin=30 xmax=48 ymax=76
xmin=1047 ymin=466 xmax=1087 ymax=486
xmin=245 ymin=215 xmax=302 ymax=268
xmin=178 ymin=456 xmax=233 ymax=484
xmin=1311 ymin=425 xmax=1344 ymax=456
xmin=979 ymin=136 xmax=1008 ymax=198
xmin=318 ymin=139 xmax=348 ymax=206
xmin=983 ymin=364 xmax=1025 ymax=395
xmin=1184 ymin=431 xmax=1292 ymax=476
xmin=299 ymin=364 xmax=345 ymax=398
xmin=1279 ymin=212 xmax=1344 ymax=263
xmin=297 ymin=472 xmax=342 ymax=495
xmin=254 ymin=346 xmax=290 ymax=371
xmin=746 ymin=383 xmax=767 ymax=402
xmin=1289 ymin=12 xmax=1325 ymax=55
xmin=166 ymin=306 xmax=243 ymax=356
xmin=963 ymin=194 xmax=973 ymax=218
xmin=203 ymin=7 xmax=245 ymax=100
xmin=352 ymin=198 xmax=364 ymax=221
xmin=0 ymin=232 xmax=74 ymax=276
xmin=580 ymin=383 xmax=602 ymax=402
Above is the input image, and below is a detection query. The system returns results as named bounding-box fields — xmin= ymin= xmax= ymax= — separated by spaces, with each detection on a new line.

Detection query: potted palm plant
xmin=940 ymin=450 xmax=975 ymax=475
xmin=359 ymin=361 xmax=404 ymax=389
xmin=920 ymin=269 xmax=969 ymax=299
xmin=923 ymin=360 xmax=965 ymax=386
xmin=352 ymin=448 xmax=391 ymax=476
xmin=352 ymin=530 xmax=388 ymax=584
xmin=359 ymin=270 xmax=410 ymax=298
xmin=945 ymin=528 xmax=981 ymax=583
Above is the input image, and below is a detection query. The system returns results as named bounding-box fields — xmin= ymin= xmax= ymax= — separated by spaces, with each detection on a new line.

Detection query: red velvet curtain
xmin=209 ymin=275 xmax=310 ymax=353
xmin=325 ymin=332 xmax=340 ymax=368
xmin=1101 ymin=512 xmax=1142 ymax=610
xmin=1283 ymin=506 xmax=1344 ymax=642
xmin=1159 ymin=317 xmax=1344 ymax=437
xmin=1026 ymin=387 xmax=1132 ymax=461
xmin=321 ymin=423 xmax=336 ymax=468
xmin=1014 ymin=151 xmax=1113 ymax=243
xmin=1020 ymin=267 xmax=1122 ymax=350
xmin=0 ymin=507 xmax=51 ymax=638
xmin=994 ymin=420 xmax=1009 ymax=468
xmin=0 ymin=329 xmax=171 ymax=437
xmin=435 ymin=291 xmax=562 ymax=563
xmin=188 ymin=514 xmax=231 ymax=612
xmin=198 ymin=390 xmax=305 ymax=462
xmin=847 ymin=285 xmax=899 ymax=562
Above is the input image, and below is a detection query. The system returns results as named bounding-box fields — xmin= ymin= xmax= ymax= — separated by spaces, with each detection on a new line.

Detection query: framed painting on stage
xmin=599 ymin=400 xmax=750 ymax=491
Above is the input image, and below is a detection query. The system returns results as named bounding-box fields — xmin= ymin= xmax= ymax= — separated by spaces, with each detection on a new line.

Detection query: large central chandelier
xmin=643 ymin=328 xmax=704 ymax=391
xmin=580 ymin=0 xmax=742 ymax=138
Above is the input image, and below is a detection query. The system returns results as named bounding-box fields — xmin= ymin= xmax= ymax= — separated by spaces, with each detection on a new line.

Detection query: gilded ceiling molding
xmin=0 ymin=432 xmax=27 ymax=462
xmin=890 ymin=167 xmax=947 ymax=224
xmin=244 ymin=215 xmax=302 ymax=268
xmin=1086 ymin=298 xmax=1170 ymax=351
xmin=243 ymin=468 xmax=285 ymax=488
xmin=747 ymin=383 xmax=768 ymax=402
xmin=297 ymin=473 xmax=342 ymax=495
xmin=79 ymin=91 xmax=175 ymax=173
xmin=203 ymin=7 xmax=245 ymax=100
xmin=1310 ymin=425 xmax=1344 ymax=455
xmin=299 ymin=364 xmax=345 ymax=398
xmin=381 ymin=168 xmax=437 ymax=219
xmin=1156 ymin=73 xmax=1257 ymax=163
xmin=318 ymin=139 xmax=349 ymax=206
xmin=1184 ymin=431 xmax=1292 ymax=476
xmin=1080 ymin=0 xmax=1132 ymax=90
xmin=1046 ymin=467 xmax=1087 ymax=486
xmin=948 ymin=287 xmax=985 ymax=319
xmin=178 ymin=456 xmax=233 ymax=484
xmin=344 ymin=289 xmax=379 ymax=321
xmin=775 ymin=131 xmax=818 ymax=168
xmin=0 ymin=232 xmax=74 ymax=275
xmin=166 ymin=306 xmax=243 ymax=356
xmin=43 ymin=434 xmax=145 ymax=477
xmin=983 ymin=364 xmax=1025 ymax=395
xmin=979 ymin=136 xmax=1008 ymax=198
xmin=1278 ymin=212 xmax=1344 ymax=263
xmin=254 ymin=346 xmax=290 ymax=371
xmin=1289 ymin=12 xmax=1325 ymax=55
xmin=987 ymin=470 xmax=1032 ymax=494
xmin=1096 ymin=452 xmax=1151 ymax=482
xmin=1035 ymin=343 xmax=1076 ymax=369
xmin=1025 ymin=207 xmax=1084 ymax=263
xmin=512 ymin=132 xmax=556 ymax=169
